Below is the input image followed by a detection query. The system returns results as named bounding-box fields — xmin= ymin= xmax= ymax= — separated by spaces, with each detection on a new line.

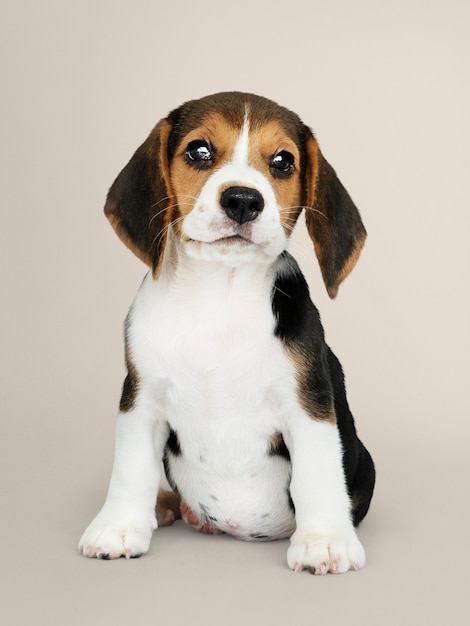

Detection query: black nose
xmin=220 ymin=186 xmax=264 ymax=225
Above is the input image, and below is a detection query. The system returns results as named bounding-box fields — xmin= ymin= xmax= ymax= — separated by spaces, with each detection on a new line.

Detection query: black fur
xmin=272 ymin=252 xmax=375 ymax=526
xmin=268 ymin=433 xmax=291 ymax=461
xmin=163 ymin=429 xmax=182 ymax=495
xmin=166 ymin=428 xmax=182 ymax=456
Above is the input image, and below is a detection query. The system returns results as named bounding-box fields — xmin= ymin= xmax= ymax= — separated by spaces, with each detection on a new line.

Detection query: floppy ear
xmin=104 ymin=119 xmax=173 ymax=273
xmin=304 ymin=132 xmax=366 ymax=298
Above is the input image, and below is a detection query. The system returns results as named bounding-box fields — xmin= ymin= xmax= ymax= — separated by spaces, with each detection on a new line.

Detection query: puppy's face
xmin=169 ymin=110 xmax=303 ymax=266
xmin=105 ymin=92 xmax=366 ymax=297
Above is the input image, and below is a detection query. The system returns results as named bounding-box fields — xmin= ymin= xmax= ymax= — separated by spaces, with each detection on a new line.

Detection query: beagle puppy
xmin=79 ymin=92 xmax=375 ymax=574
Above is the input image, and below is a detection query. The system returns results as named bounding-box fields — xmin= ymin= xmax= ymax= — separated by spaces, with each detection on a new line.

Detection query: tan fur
xmin=286 ymin=345 xmax=337 ymax=424
xmin=155 ymin=487 xmax=182 ymax=526
xmin=169 ymin=115 xmax=302 ymax=238
xmin=247 ymin=120 xmax=302 ymax=234
xmin=169 ymin=113 xmax=241 ymax=227
xmin=152 ymin=120 xmax=175 ymax=279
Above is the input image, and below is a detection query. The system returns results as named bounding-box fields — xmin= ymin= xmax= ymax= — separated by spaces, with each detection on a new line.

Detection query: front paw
xmin=287 ymin=528 xmax=366 ymax=575
xmin=78 ymin=510 xmax=157 ymax=560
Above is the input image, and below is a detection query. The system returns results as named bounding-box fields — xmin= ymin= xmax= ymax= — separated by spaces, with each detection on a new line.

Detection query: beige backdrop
xmin=1 ymin=0 xmax=469 ymax=624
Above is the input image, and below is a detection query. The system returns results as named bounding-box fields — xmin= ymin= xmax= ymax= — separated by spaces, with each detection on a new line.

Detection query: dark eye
xmin=270 ymin=151 xmax=295 ymax=179
xmin=185 ymin=140 xmax=214 ymax=169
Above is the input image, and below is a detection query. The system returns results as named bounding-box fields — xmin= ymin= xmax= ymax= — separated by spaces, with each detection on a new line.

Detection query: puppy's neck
xmin=157 ymin=227 xmax=276 ymax=297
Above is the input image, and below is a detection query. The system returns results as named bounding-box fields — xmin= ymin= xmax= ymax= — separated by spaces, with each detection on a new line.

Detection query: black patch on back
xmin=326 ymin=349 xmax=376 ymax=526
xmin=271 ymin=252 xmax=324 ymax=344
xmin=271 ymin=252 xmax=375 ymax=524
xmin=272 ymin=252 xmax=334 ymax=418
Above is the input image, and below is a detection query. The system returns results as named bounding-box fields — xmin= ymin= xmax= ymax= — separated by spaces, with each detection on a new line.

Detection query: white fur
xmin=79 ymin=120 xmax=365 ymax=573
xmin=284 ymin=417 xmax=366 ymax=574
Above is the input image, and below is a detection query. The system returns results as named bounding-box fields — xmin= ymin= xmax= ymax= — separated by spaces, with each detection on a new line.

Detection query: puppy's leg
xmin=285 ymin=416 xmax=366 ymax=575
xmin=156 ymin=487 xmax=182 ymax=527
xmin=79 ymin=406 xmax=166 ymax=559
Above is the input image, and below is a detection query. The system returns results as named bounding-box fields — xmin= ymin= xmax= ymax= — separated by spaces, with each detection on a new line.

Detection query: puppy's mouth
xmin=212 ymin=234 xmax=253 ymax=246
xmin=185 ymin=233 xmax=255 ymax=247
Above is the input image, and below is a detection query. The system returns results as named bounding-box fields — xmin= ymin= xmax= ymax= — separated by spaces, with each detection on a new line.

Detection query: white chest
xmin=126 ymin=264 xmax=300 ymax=538
xmin=129 ymin=265 xmax=298 ymax=423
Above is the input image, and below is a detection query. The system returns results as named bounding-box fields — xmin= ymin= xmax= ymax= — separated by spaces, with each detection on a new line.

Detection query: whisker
xmin=151 ymin=195 xmax=175 ymax=208
xmin=148 ymin=201 xmax=195 ymax=226
xmin=149 ymin=205 xmax=173 ymax=226
xmin=278 ymin=208 xmax=299 ymax=233
xmin=281 ymin=222 xmax=296 ymax=233
xmin=151 ymin=194 xmax=198 ymax=208
xmin=273 ymin=285 xmax=292 ymax=299
xmin=151 ymin=215 xmax=186 ymax=251
xmin=302 ymin=205 xmax=327 ymax=220
xmin=280 ymin=205 xmax=327 ymax=220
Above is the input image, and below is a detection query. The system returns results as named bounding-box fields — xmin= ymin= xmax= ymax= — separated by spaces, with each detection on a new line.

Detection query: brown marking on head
xmin=168 ymin=111 xmax=244 ymax=233
xmin=166 ymin=95 xmax=305 ymax=241
xmin=246 ymin=119 xmax=302 ymax=235
xmin=103 ymin=92 xmax=366 ymax=294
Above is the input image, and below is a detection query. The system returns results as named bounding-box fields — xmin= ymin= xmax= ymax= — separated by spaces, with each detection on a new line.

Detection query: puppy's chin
xmin=184 ymin=237 xmax=277 ymax=267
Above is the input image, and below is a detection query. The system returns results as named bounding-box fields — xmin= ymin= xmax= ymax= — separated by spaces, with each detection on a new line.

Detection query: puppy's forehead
xmin=167 ymin=92 xmax=305 ymax=156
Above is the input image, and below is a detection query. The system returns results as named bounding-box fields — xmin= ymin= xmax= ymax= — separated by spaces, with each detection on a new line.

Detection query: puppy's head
xmin=105 ymin=92 xmax=366 ymax=297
